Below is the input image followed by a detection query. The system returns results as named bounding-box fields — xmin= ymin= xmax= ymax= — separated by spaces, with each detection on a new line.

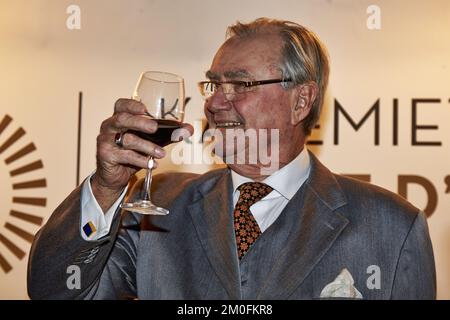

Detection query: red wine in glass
xmin=129 ymin=119 xmax=183 ymax=147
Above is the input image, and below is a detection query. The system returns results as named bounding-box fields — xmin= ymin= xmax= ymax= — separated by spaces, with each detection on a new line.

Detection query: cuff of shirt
xmin=80 ymin=172 xmax=128 ymax=241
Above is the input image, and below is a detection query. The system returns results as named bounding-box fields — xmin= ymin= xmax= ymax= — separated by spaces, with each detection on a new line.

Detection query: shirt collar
xmin=230 ymin=147 xmax=311 ymax=200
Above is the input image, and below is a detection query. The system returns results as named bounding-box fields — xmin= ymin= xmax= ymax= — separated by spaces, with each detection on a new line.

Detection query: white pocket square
xmin=320 ymin=268 xmax=363 ymax=299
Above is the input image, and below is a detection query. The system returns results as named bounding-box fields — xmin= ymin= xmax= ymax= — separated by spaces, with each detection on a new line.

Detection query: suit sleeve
xmin=391 ymin=211 xmax=436 ymax=299
xmin=27 ymin=182 xmax=141 ymax=300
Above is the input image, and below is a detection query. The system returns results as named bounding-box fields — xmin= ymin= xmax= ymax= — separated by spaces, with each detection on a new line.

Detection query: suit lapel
xmin=257 ymin=152 xmax=349 ymax=299
xmin=187 ymin=169 xmax=241 ymax=299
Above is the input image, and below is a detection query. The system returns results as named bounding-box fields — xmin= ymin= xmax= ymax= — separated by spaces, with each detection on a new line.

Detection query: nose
xmin=205 ymin=89 xmax=233 ymax=114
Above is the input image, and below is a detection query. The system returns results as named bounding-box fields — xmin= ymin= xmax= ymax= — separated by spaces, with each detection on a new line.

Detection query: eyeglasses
xmin=197 ymin=78 xmax=292 ymax=101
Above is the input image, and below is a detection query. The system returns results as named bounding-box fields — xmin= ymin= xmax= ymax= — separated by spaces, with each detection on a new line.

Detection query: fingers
xmin=98 ymin=132 xmax=166 ymax=163
xmin=96 ymin=145 xmax=159 ymax=180
xmin=102 ymin=113 xmax=158 ymax=135
xmin=101 ymin=99 xmax=158 ymax=135
xmin=181 ymin=123 xmax=195 ymax=136
xmin=96 ymin=98 xmax=195 ymax=174
xmin=113 ymin=149 xmax=159 ymax=170
xmin=171 ymin=123 xmax=195 ymax=143
xmin=114 ymin=132 xmax=166 ymax=158
xmin=114 ymin=98 xmax=147 ymax=115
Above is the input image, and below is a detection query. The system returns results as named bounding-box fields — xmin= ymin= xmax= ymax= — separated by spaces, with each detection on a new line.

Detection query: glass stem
xmin=142 ymin=157 xmax=154 ymax=202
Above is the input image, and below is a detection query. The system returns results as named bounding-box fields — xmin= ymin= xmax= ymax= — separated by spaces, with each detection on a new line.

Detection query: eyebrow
xmin=224 ymin=70 xmax=251 ymax=79
xmin=205 ymin=70 xmax=220 ymax=80
xmin=205 ymin=69 xmax=252 ymax=80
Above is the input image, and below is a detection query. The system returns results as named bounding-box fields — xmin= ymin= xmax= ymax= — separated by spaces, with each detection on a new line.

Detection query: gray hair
xmin=226 ymin=18 xmax=330 ymax=136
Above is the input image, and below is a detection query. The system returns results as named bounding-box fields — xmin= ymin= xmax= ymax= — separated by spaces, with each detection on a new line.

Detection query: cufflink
xmin=82 ymin=221 xmax=97 ymax=238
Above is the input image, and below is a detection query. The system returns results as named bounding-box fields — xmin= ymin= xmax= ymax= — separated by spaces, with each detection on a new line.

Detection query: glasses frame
xmin=198 ymin=78 xmax=292 ymax=100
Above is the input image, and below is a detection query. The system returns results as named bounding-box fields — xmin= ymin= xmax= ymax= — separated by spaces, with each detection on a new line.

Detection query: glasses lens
xmin=207 ymin=82 xmax=216 ymax=95
xmin=202 ymin=82 xmax=217 ymax=98
xmin=233 ymin=83 xmax=248 ymax=94
xmin=198 ymin=82 xmax=208 ymax=98
xmin=199 ymin=81 xmax=246 ymax=100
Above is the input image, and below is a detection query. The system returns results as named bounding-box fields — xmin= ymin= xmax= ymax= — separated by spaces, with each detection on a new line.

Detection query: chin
xmin=213 ymin=142 xmax=240 ymax=160
xmin=215 ymin=143 xmax=256 ymax=166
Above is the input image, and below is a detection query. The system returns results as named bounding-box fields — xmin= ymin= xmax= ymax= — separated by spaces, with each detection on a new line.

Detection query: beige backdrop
xmin=0 ymin=0 xmax=449 ymax=299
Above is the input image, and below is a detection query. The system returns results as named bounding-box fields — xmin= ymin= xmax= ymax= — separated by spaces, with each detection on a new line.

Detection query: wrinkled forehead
xmin=207 ymin=34 xmax=284 ymax=80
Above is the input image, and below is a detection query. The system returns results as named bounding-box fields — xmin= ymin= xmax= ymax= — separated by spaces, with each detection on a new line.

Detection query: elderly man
xmin=28 ymin=18 xmax=435 ymax=299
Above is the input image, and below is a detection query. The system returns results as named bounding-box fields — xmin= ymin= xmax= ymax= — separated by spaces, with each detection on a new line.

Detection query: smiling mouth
xmin=215 ymin=121 xmax=243 ymax=128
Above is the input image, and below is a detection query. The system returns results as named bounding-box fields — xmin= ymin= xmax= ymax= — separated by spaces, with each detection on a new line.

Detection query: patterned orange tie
xmin=234 ymin=182 xmax=273 ymax=259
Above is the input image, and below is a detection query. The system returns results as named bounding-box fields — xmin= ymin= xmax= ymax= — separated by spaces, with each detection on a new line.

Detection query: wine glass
xmin=120 ymin=71 xmax=185 ymax=215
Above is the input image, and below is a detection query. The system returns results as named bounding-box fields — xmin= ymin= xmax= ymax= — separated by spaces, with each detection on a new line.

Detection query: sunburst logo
xmin=0 ymin=114 xmax=46 ymax=274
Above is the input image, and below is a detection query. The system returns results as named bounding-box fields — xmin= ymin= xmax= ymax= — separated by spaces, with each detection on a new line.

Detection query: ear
xmin=290 ymin=82 xmax=318 ymax=126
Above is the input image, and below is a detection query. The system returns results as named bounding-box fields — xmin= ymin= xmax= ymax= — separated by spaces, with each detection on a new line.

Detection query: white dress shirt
xmin=80 ymin=148 xmax=311 ymax=240
xmin=80 ymin=173 xmax=128 ymax=240
xmin=230 ymin=147 xmax=311 ymax=232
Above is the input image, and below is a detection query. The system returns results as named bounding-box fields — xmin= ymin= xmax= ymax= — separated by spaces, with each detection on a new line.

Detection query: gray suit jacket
xmin=27 ymin=152 xmax=436 ymax=299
